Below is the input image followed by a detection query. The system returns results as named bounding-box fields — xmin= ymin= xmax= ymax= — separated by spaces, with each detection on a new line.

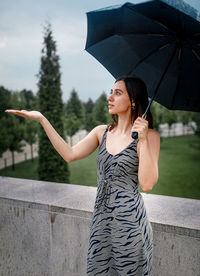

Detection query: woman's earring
xmin=131 ymin=105 xmax=135 ymax=111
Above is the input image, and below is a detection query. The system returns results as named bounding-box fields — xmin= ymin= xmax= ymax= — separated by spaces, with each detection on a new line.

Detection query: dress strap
xmin=103 ymin=125 xmax=109 ymax=139
xmin=99 ymin=125 xmax=109 ymax=149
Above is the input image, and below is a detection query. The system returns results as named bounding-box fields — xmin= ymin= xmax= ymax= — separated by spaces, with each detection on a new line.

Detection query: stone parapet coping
xmin=0 ymin=176 xmax=199 ymax=238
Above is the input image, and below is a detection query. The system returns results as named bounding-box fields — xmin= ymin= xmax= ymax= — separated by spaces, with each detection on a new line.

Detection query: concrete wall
xmin=0 ymin=177 xmax=199 ymax=276
xmin=159 ymin=121 xmax=196 ymax=137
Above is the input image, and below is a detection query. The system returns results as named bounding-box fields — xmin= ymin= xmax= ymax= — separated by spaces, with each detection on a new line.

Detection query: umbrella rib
xmin=126 ymin=6 xmax=200 ymax=41
xmin=192 ymin=49 xmax=200 ymax=61
xmin=118 ymin=32 xmax=170 ymax=37
xmin=143 ymin=43 xmax=178 ymax=117
xmin=170 ymin=47 xmax=182 ymax=109
xmin=127 ymin=41 xmax=174 ymax=76
xmin=126 ymin=5 xmax=171 ymax=32
xmin=87 ymin=32 xmax=172 ymax=48
xmin=152 ymin=44 xmax=178 ymax=101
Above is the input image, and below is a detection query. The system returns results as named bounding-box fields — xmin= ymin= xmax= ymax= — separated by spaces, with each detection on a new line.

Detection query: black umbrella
xmin=85 ymin=0 xmax=200 ymax=120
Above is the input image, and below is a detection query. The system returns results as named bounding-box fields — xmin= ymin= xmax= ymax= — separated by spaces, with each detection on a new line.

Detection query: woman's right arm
xmin=5 ymin=110 xmax=106 ymax=163
xmin=40 ymin=116 xmax=106 ymax=162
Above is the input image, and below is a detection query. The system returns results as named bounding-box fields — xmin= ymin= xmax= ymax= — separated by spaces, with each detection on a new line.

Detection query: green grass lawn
xmin=149 ymin=135 xmax=200 ymax=199
xmin=0 ymin=135 xmax=200 ymax=199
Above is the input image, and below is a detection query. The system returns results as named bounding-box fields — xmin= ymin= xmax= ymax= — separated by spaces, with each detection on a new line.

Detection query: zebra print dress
xmin=87 ymin=126 xmax=153 ymax=276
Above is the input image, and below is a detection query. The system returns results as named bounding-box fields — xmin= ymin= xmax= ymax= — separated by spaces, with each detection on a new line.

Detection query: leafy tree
xmin=20 ymin=89 xmax=37 ymax=110
xmin=18 ymin=90 xmax=39 ymax=154
xmin=0 ymin=117 xmax=10 ymax=157
xmin=6 ymin=116 xmax=24 ymax=170
xmin=164 ymin=110 xmax=178 ymax=136
xmin=9 ymin=91 xmax=28 ymax=125
xmin=37 ymin=23 xmax=69 ymax=183
xmin=84 ymin=98 xmax=94 ymax=114
xmin=18 ymin=90 xmax=38 ymax=161
xmin=84 ymin=113 xmax=97 ymax=132
xmin=65 ymin=89 xmax=84 ymax=121
xmin=0 ymin=86 xmax=13 ymax=156
xmin=191 ymin=112 xmax=200 ymax=137
xmin=83 ymin=98 xmax=96 ymax=131
xmin=176 ymin=111 xmax=191 ymax=135
xmin=151 ymin=101 xmax=178 ymax=135
xmin=0 ymin=86 xmax=12 ymax=111
xmin=24 ymin=120 xmax=38 ymax=161
xmin=64 ymin=115 xmax=81 ymax=146
xmin=93 ymin=92 xmax=109 ymax=125
xmin=64 ymin=89 xmax=85 ymax=140
xmin=151 ymin=101 xmax=166 ymax=131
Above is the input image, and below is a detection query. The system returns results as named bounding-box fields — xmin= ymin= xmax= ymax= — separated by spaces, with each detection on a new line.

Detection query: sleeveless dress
xmin=87 ymin=126 xmax=153 ymax=276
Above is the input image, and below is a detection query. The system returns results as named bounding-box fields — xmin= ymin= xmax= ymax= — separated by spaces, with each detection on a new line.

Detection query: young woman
xmin=6 ymin=76 xmax=160 ymax=276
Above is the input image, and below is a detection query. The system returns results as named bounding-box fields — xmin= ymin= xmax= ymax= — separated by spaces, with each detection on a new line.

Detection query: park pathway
xmin=0 ymin=142 xmax=38 ymax=169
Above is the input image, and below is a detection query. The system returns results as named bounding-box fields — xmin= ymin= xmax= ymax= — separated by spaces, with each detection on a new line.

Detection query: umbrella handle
xmin=131 ymin=112 xmax=148 ymax=140
xmin=131 ymin=132 xmax=138 ymax=139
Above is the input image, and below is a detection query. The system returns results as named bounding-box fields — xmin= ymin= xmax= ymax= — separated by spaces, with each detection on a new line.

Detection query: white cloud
xmin=52 ymin=18 xmax=86 ymax=54
xmin=0 ymin=36 xmax=7 ymax=48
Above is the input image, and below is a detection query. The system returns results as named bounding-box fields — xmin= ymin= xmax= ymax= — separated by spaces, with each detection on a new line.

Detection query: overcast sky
xmin=0 ymin=0 xmax=199 ymax=103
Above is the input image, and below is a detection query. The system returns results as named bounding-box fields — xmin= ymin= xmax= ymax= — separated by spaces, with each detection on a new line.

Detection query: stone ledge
xmin=0 ymin=176 xmax=199 ymax=276
xmin=0 ymin=176 xmax=199 ymax=237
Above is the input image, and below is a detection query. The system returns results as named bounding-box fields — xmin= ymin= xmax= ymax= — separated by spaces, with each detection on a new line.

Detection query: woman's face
xmin=107 ymin=80 xmax=134 ymax=115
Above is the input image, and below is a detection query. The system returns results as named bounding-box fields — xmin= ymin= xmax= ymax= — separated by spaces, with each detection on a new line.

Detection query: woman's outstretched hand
xmin=5 ymin=110 xmax=44 ymax=123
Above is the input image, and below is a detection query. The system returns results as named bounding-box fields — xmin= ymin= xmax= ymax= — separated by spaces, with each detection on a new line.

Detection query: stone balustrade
xmin=0 ymin=176 xmax=199 ymax=276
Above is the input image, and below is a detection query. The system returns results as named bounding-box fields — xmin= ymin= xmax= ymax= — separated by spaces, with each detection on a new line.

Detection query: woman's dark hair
xmin=109 ymin=76 xmax=153 ymax=130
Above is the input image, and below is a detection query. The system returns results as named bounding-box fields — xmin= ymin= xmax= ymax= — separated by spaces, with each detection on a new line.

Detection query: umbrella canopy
xmin=85 ymin=0 xmax=200 ymax=112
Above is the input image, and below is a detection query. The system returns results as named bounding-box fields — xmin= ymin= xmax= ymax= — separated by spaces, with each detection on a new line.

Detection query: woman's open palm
xmin=5 ymin=110 xmax=43 ymax=122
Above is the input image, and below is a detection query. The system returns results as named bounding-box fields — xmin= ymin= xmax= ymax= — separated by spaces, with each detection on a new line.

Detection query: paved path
xmin=0 ymin=141 xmax=38 ymax=169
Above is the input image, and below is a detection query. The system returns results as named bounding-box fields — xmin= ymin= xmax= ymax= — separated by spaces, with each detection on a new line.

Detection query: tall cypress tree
xmin=37 ymin=23 xmax=69 ymax=183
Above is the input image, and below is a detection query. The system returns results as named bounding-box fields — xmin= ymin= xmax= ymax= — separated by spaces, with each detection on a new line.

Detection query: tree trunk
xmin=11 ymin=151 xmax=15 ymax=171
xmin=31 ymin=143 xmax=34 ymax=161
xmin=70 ymin=136 xmax=72 ymax=147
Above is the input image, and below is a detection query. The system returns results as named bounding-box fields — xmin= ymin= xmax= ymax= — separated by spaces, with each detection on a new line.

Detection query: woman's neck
xmin=114 ymin=112 xmax=133 ymax=134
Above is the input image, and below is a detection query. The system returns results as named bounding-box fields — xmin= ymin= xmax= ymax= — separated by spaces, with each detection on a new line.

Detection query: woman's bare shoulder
xmin=94 ymin=124 xmax=108 ymax=131
xmin=93 ymin=124 xmax=108 ymax=144
xmin=148 ymin=128 xmax=160 ymax=140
